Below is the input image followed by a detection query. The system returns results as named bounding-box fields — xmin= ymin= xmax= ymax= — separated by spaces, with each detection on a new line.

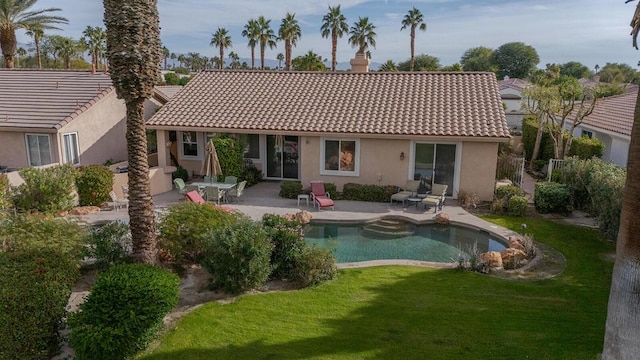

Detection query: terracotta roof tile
xmin=148 ymin=70 xmax=510 ymax=138
xmin=498 ymin=78 xmax=530 ymax=92
xmin=0 ymin=69 xmax=114 ymax=130
xmin=578 ymin=87 xmax=637 ymax=137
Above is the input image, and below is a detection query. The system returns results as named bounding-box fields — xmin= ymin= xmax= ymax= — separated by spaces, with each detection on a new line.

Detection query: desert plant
xmin=292 ymin=245 xmax=337 ymax=287
xmin=457 ymin=190 xmax=480 ymax=209
xmin=12 ymin=164 xmax=77 ymax=212
xmin=262 ymin=214 xmax=305 ymax=279
xmin=507 ymin=195 xmax=528 ymax=217
xmin=76 ymin=165 xmax=114 ymax=206
xmin=279 ymin=181 xmax=303 ymax=199
xmin=83 ymin=221 xmax=132 ymax=269
xmin=69 ymin=264 xmax=179 ymax=360
xmin=520 ymin=233 xmax=536 ymax=259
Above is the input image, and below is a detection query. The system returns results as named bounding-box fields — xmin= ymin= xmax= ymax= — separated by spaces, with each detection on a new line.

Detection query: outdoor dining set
xmin=173 ymin=176 xmax=246 ymax=204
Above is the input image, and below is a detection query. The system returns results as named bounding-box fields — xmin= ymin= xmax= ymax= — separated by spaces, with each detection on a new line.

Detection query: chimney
xmin=349 ymin=52 xmax=370 ymax=73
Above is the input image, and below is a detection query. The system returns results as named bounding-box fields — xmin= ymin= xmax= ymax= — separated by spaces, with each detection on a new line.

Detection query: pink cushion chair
xmin=185 ymin=190 xmax=234 ymax=213
xmin=310 ymin=181 xmax=335 ymax=210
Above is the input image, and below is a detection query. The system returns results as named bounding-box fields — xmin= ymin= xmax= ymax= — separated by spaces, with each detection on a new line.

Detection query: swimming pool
xmin=304 ymin=219 xmax=506 ymax=264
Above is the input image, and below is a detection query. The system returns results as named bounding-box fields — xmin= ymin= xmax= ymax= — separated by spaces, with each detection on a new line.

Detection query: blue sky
xmin=23 ymin=0 xmax=639 ymax=70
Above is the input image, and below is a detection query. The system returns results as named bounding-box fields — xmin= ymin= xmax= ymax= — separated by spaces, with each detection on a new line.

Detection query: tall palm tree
xmin=242 ymin=19 xmax=259 ymax=69
xmin=378 ymin=60 xmax=398 ymax=72
xmin=320 ymin=5 xmax=348 ymax=72
xmin=278 ymin=12 xmax=301 ymax=71
xmin=401 ymin=7 xmax=427 ymax=72
xmin=228 ymin=51 xmax=240 ymax=69
xmin=177 ymin=53 xmax=185 ymax=68
xmin=602 ymin=2 xmax=640 ymax=358
xmin=170 ymin=52 xmax=176 ymax=68
xmin=348 ymin=17 xmax=376 ymax=56
xmin=104 ymin=0 xmax=162 ymax=264
xmin=15 ymin=46 xmax=26 ymax=67
xmin=210 ymin=27 xmax=232 ymax=70
xmin=162 ymin=46 xmax=170 ymax=69
xmin=0 ymin=0 xmax=68 ymax=68
xmin=51 ymin=35 xmax=78 ymax=69
xmin=81 ymin=26 xmax=106 ymax=70
xmin=276 ymin=52 xmax=284 ymax=69
xmin=256 ymin=16 xmax=276 ymax=70
xmin=25 ymin=25 xmax=43 ymax=68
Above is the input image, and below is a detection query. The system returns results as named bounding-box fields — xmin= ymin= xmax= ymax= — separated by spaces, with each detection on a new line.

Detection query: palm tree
xmin=276 ymin=52 xmax=284 ymax=69
xmin=104 ymin=0 xmax=162 ymax=264
xmin=256 ymin=16 xmax=276 ymax=70
xmin=15 ymin=46 xmax=26 ymax=67
xmin=228 ymin=51 xmax=240 ymax=69
xmin=50 ymin=35 xmax=78 ymax=69
xmin=25 ymin=25 xmax=43 ymax=68
xmin=210 ymin=27 xmax=232 ymax=70
xmin=378 ymin=60 xmax=398 ymax=72
xmin=320 ymin=5 xmax=348 ymax=72
xmin=81 ymin=26 xmax=106 ymax=70
xmin=401 ymin=7 xmax=427 ymax=72
xmin=170 ymin=52 xmax=176 ymax=68
xmin=602 ymin=2 xmax=640 ymax=358
xmin=242 ymin=19 xmax=260 ymax=69
xmin=177 ymin=53 xmax=185 ymax=68
xmin=278 ymin=12 xmax=301 ymax=71
xmin=291 ymin=50 xmax=326 ymax=71
xmin=0 ymin=0 xmax=68 ymax=68
xmin=162 ymin=46 xmax=170 ymax=69
xmin=348 ymin=17 xmax=377 ymax=56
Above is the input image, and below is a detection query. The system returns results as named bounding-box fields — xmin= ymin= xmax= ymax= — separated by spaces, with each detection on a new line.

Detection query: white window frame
xmin=179 ymin=131 xmax=202 ymax=160
xmin=62 ymin=132 xmax=80 ymax=165
xmin=25 ymin=133 xmax=53 ymax=167
xmin=320 ymin=137 xmax=360 ymax=176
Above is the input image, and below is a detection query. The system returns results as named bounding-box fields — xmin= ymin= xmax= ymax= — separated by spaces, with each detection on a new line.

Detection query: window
xmin=321 ymin=138 xmax=359 ymax=176
xmin=180 ymin=131 xmax=199 ymax=158
xmin=26 ymin=134 xmax=53 ymax=166
xmin=240 ymin=134 xmax=260 ymax=159
xmin=63 ymin=132 xmax=80 ymax=165
xmin=581 ymin=130 xmax=593 ymax=139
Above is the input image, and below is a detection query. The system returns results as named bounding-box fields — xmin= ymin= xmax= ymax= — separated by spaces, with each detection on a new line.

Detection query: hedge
xmin=12 ymin=164 xmax=77 ymax=213
xmin=522 ymin=117 xmax=604 ymax=162
xmin=534 ymin=182 xmax=571 ymax=215
xmin=341 ymin=183 xmax=397 ymax=202
xmin=76 ymin=165 xmax=114 ymax=206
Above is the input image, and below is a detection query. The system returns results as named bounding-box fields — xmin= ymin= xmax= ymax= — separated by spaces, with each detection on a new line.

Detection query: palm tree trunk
xmin=260 ymin=45 xmax=265 ymax=70
xmin=1 ymin=29 xmax=17 ymax=68
xmin=125 ymin=99 xmax=158 ymax=264
xmin=602 ymin=90 xmax=640 ymax=359
xmin=331 ymin=31 xmax=337 ymax=72
xmin=410 ymin=27 xmax=416 ymax=71
xmin=285 ymin=40 xmax=291 ymax=71
xmin=35 ymin=36 xmax=42 ymax=69
xmin=251 ymin=46 xmax=255 ymax=70
xmin=219 ymin=47 xmax=224 ymax=69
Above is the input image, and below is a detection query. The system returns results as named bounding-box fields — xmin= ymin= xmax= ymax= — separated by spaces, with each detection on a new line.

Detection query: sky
xmin=22 ymin=0 xmax=640 ymax=70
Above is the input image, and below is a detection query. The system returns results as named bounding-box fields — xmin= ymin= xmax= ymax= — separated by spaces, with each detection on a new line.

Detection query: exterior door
xmin=266 ymin=135 xmax=299 ymax=179
xmin=413 ymin=143 xmax=456 ymax=196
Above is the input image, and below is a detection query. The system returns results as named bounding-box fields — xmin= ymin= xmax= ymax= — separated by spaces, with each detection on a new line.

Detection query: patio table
xmin=191 ymin=182 xmax=236 ymax=202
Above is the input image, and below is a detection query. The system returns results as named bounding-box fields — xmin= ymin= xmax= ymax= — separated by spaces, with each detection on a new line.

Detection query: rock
xmin=282 ymin=211 xmax=313 ymax=224
xmin=508 ymin=236 xmax=524 ymax=245
xmin=501 ymin=248 xmax=527 ymax=266
xmin=508 ymin=239 xmax=525 ymax=252
xmin=480 ymin=251 xmax=503 ymax=268
xmin=434 ymin=213 xmax=450 ymax=224
xmin=54 ymin=210 xmax=69 ymax=217
xmin=68 ymin=206 xmax=101 ymax=215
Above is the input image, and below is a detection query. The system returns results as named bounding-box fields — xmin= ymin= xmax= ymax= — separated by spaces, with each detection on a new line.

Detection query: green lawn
xmin=139 ymin=217 xmax=614 ymax=360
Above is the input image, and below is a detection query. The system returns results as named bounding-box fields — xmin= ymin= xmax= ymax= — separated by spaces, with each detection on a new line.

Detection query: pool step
xmin=361 ymin=220 xmax=415 ymax=239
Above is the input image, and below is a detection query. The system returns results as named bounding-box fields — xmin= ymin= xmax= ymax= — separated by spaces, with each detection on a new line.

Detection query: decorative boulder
xmin=68 ymin=206 xmax=101 ymax=215
xmin=508 ymin=239 xmax=525 ymax=252
xmin=480 ymin=251 xmax=503 ymax=268
xmin=500 ymin=248 xmax=526 ymax=266
xmin=434 ymin=213 xmax=450 ymax=224
xmin=282 ymin=211 xmax=313 ymax=224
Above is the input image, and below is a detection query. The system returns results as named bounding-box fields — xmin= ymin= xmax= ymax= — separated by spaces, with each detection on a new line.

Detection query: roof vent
xmin=55 ymin=81 xmax=59 ymax=89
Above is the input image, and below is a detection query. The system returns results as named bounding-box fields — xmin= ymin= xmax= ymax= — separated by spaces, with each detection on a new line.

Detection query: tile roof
xmin=498 ymin=78 xmax=530 ymax=92
xmin=0 ymin=69 xmax=114 ymax=131
xmin=154 ymin=85 xmax=183 ymax=102
xmin=148 ymin=70 xmax=510 ymax=138
xmin=578 ymin=87 xmax=637 ymax=137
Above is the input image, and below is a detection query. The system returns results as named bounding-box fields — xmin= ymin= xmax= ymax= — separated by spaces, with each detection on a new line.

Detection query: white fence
xmin=547 ymin=159 xmax=565 ymax=181
xmin=496 ymin=156 xmax=525 ymax=187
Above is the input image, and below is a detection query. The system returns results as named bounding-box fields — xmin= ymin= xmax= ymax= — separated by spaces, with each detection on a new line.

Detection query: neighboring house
xmin=569 ymin=87 xmax=637 ymax=167
xmin=498 ymin=77 xmax=530 ymax=131
xmin=147 ymin=68 xmax=510 ymax=201
xmin=0 ymin=69 xmax=127 ymax=170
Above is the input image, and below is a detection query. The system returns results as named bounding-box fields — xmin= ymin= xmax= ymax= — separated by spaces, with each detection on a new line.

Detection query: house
xmin=498 ymin=77 xmax=530 ymax=131
xmin=147 ymin=67 xmax=510 ymax=201
xmin=569 ymin=87 xmax=637 ymax=166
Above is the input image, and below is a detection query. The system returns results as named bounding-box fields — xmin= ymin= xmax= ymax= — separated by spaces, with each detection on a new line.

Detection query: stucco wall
xmin=0 ymin=132 xmax=32 ymax=168
xmin=112 ymin=166 xmax=174 ymax=197
xmin=458 ymin=142 xmax=499 ymax=201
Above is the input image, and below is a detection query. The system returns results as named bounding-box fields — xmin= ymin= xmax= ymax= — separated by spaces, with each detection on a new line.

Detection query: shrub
xmin=568 ymin=136 xmax=604 ymax=159
xmin=323 ymin=182 xmax=339 ymax=200
xmin=263 ymin=214 xmax=305 ymax=280
xmin=0 ymin=173 xmax=10 ymax=210
xmin=495 ymin=185 xmax=525 ymax=201
xmin=521 ymin=233 xmax=536 ymax=259
xmin=201 ymin=219 xmax=272 ymax=294
xmin=0 ymin=214 xmax=85 ymax=258
xmin=522 ymin=117 xmax=555 ymax=162
xmin=76 ymin=165 xmax=114 ymax=206
xmin=457 ymin=190 xmax=480 ymax=209
xmin=213 ymin=136 xmax=244 ymax=179
xmin=241 ymin=164 xmax=262 ymax=187
xmin=279 ymin=181 xmax=303 ymax=199
xmin=157 ymin=202 xmax=237 ymax=263
xmin=83 ymin=221 xmax=132 ymax=269
xmin=172 ymin=165 xmax=188 ymax=182
xmin=69 ymin=264 xmax=179 ymax=360
xmin=341 ymin=183 xmax=397 ymax=202
xmin=490 ymin=198 xmax=507 ymax=215
xmin=291 ymin=245 xmax=337 ymax=287
xmin=534 ymin=182 xmax=571 ymax=215
xmin=12 ymin=164 xmax=77 ymax=212
xmin=507 ymin=195 xmax=528 ymax=217
xmin=164 ymin=72 xmax=179 ymax=85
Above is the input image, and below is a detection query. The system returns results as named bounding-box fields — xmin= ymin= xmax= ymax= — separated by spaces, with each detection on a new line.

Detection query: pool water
xmin=304 ymin=219 xmax=506 ymax=263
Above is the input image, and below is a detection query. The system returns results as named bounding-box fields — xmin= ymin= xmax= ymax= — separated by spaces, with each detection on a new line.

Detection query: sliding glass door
xmin=266 ymin=135 xmax=299 ymax=179
xmin=413 ymin=143 xmax=456 ymax=196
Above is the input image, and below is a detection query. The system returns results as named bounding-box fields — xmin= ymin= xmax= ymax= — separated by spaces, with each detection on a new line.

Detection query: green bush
xmin=76 ymin=165 xmax=114 ymax=206
xmin=164 ymin=72 xmax=179 ymax=85
xmin=292 ymin=245 xmax=337 ymax=287
xmin=522 ymin=117 xmax=555 ymax=162
xmin=0 ymin=214 xmax=85 ymax=258
xmin=279 ymin=181 xmax=303 ymax=199
xmin=534 ymin=182 xmax=571 ymax=215
xmin=507 ymin=195 xmax=528 ymax=217
xmin=12 ymin=164 xmax=77 ymax=212
xmin=342 ymin=183 xmax=397 ymax=202
xmin=69 ymin=264 xmax=179 ymax=360
xmin=263 ymin=214 xmax=305 ymax=280
xmin=201 ymin=220 xmax=272 ymax=294
xmin=157 ymin=202 xmax=238 ymax=263
xmin=213 ymin=136 xmax=244 ymax=179
xmin=0 ymin=173 xmax=10 ymax=210
xmin=323 ymin=183 xmax=339 ymax=200
xmin=568 ymin=136 xmax=604 ymax=159
xmin=172 ymin=165 xmax=188 ymax=182
xmin=84 ymin=221 xmax=132 ymax=269
xmin=241 ymin=164 xmax=262 ymax=187
xmin=495 ymin=185 xmax=525 ymax=201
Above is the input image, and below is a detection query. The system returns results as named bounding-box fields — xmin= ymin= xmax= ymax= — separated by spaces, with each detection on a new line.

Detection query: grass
xmin=139 ymin=217 xmax=614 ymax=360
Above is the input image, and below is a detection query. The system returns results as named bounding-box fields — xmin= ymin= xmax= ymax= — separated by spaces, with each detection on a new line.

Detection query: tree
xmin=49 ymin=35 xmax=80 ymax=69
xmin=278 ymin=12 xmax=301 ymax=71
xmin=25 ymin=25 xmax=44 ymax=68
xmin=162 ymin=46 xmax=169 ymax=69
xmin=320 ymin=5 xmax=348 ymax=72
xmin=228 ymin=51 xmax=240 ymax=69
xmin=81 ymin=26 xmax=106 ymax=70
xmin=602 ymin=2 xmax=640 ymax=358
xmin=400 ymin=7 xmax=427 ymax=72
xmin=378 ymin=60 xmax=397 ymax=72
xmin=559 ymin=61 xmax=591 ymax=79
xmin=598 ymin=62 xmax=640 ymax=84
xmin=170 ymin=52 xmax=176 ymax=68
xmin=460 ymin=46 xmax=495 ymax=72
xmin=242 ymin=18 xmax=259 ymax=69
xmin=15 ymin=46 xmax=26 ymax=67
xmin=276 ymin=52 xmax=284 ymax=69
xmin=398 ymin=53 xmax=440 ymax=71
xmin=104 ymin=0 xmax=162 ymax=264
xmin=492 ymin=42 xmax=540 ymax=79
xmin=348 ymin=17 xmax=376 ymax=56
xmin=256 ymin=16 xmax=276 ymax=70
xmin=0 ymin=0 xmax=68 ymax=68
xmin=440 ymin=63 xmax=462 ymax=72
xmin=210 ymin=27 xmax=232 ymax=70
xmin=291 ymin=50 xmax=326 ymax=71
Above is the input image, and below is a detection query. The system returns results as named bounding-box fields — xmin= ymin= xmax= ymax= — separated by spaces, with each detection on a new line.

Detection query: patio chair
xmin=121 ymin=185 xmax=129 ymax=199
xmin=310 ymin=181 xmax=334 ymax=210
xmin=422 ymin=184 xmax=448 ymax=213
xmin=224 ymin=175 xmax=238 ymax=185
xmin=185 ymin=190 xmax=206 ymax=204
xmin=390 ymin=180 xmax=421 ymax=205
xmin=203 ymin=186 xmax=224 ymax=205
xmin=109 ymin=191 xmax=129 ymax=211
xmin=173 ymin=178 xmax=188 ymax=195
xmin=226 ymin=180 xmax=246 ymax=202
xmin=203 ymin=176 xmax=213 ymax=183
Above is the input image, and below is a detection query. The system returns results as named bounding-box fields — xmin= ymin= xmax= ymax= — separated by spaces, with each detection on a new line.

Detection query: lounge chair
xmin=310 ymin=181 xmax=334 ymax=210
xmin=173 ymin=178 xmax=188 ymax=195
xmin=203 ymin=186 xmax=224 ymax=204
xmin=422 ymin=183 xmax=448 ymax=213
xmin=226 ymin=180 xmax=246 ymax=202
xmin=109 ymin=191 xmax=129 ymax=211
xmin=390 ymin=180 xmax=421 ymax=205
xmin=185 ymin=190 xmax=233 ymax=212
